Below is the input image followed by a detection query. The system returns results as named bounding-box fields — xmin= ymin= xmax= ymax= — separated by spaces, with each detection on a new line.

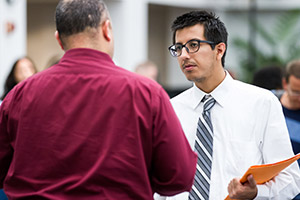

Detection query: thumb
xmin=247 ymin=174 xmax=257 ymax=188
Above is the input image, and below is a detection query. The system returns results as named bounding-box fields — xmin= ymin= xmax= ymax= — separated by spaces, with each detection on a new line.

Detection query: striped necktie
xmin=189 ymin=95 xmax=216 ymax=200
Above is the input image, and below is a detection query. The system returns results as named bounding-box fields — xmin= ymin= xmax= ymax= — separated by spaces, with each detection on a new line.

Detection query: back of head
xmin=55 ymin=0 xmax=108 ymax=48
xmin=284 ymin=59 xmax=300 ymax=83
xmin=171 ymin=10 xmax=228 ymax=67
xmin=252 ymin=66 xmax=283 ymax=90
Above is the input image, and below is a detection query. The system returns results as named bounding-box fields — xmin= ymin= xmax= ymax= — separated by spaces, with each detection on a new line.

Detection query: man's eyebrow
xmin=175 ymin=38 xmax=201 ymax=45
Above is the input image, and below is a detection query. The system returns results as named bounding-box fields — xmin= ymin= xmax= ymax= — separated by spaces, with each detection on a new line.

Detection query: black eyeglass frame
xmin=168 ymin=39 xmax=216 ymax=57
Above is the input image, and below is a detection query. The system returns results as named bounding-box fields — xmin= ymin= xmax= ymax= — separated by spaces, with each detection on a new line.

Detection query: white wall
xmin=0 ymin=0 xmax=27 ymax=96
xmin=27 ymin=1 xmax=62 ymax=71
xmin=105 ymin=0 xmax=148 ymax=71
xmin=3 ymin=0 xmax=300 ymax=95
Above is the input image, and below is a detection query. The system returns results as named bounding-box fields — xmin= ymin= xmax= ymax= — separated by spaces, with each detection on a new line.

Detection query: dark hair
xmin=55 ymin=0 xmax=107 ymax=44
xmin=1 ymin=57 xmax=36 ymax=100
xmin=171 ymin=10 xmax=228 ymax=67
xmin=252 ymin=66 xmax=283 ymax=90
xmin=284 ymin=59 xmax=300 ymax=83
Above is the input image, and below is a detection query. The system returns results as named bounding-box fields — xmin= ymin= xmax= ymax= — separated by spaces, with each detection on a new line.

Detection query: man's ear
xmin=282 ymin=77 xmax=288 ymax=90
xmin=215 ymin=42 xmax=226 ymax=61
xmin=102 ymin=20 xmax=112 ymax=42
xmin=55 ymin=31 xmax=64 ymax=50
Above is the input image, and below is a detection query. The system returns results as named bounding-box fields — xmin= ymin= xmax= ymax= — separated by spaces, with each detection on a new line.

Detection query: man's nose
xmin=180 ymin=47 xmax=190 ymax=59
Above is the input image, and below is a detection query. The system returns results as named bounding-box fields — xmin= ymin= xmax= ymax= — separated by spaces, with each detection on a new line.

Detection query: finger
xmin=228 ymin=182 xmax=234 ymax=198
xmin=232 ymin=178 xmax=240 ymax=187
xmin=228 ymin=178 xmax=240 ymax=198
xmin=228 ymin=179 xmax=233 ymax=192
xmin=247 ymin=174 xmax=257 ymax=188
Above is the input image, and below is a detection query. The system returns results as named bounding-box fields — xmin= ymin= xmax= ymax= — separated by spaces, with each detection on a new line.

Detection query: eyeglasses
xmin=168 ymin=39 xmax=216 ymax=57
xmin=287 ymin=86 xmax=300 ymax=97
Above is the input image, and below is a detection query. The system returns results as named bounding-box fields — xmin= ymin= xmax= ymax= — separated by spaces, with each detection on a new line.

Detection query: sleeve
xmin=150 ymin=88 xmax=197 ymax=196
xmin=0 ymin=94 xmax=14 ymax=188
xmin=255 ymin=95 xmax=300 ymax=199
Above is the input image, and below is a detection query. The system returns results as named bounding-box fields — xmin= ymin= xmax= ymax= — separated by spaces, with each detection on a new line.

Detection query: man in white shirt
xmin=164 ymin=10 xmax=300 ymax=200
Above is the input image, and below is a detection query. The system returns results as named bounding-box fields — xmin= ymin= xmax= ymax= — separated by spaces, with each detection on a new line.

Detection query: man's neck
xmin=195 ymin=69 xmax=226 ymax=93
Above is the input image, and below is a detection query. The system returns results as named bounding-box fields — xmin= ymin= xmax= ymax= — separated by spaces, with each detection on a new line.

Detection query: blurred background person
xmin=252 ymin=65 xmax=285 ymax=99
xmin=134 ymin=60 xmax=159 ymax=82
xmin=281 ymin=60 xmax=300 ymax=118
xmin=252 ymin=65 xmax=283 ymax=90
xmin=280 ymin=59 xmax=300 ymax=200
xmin=281 ymin=60 xmax=300 ymax=157
xmin=1 ymin=57 xmax=37 ymax=101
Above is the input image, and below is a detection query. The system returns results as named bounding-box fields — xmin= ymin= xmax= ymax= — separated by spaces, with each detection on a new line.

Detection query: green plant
xmin=233 ymin=10 xmax=300 ymax=82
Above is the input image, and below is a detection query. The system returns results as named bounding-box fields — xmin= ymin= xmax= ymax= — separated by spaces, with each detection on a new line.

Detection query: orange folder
xmin=224 ymin=153 xmax=300 ymax=200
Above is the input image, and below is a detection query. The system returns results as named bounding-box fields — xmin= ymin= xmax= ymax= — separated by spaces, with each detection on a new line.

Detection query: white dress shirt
xmin=165 ymin=73 xmax=300 ymax=200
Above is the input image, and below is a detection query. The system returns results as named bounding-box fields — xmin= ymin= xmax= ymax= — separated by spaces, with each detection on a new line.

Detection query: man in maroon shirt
xmin=0 ymin=0 xmax=197 ymax=199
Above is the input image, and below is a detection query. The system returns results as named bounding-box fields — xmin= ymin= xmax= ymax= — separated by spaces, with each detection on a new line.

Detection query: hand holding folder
xmin=225 ymin=153 xmax=300 ymax=200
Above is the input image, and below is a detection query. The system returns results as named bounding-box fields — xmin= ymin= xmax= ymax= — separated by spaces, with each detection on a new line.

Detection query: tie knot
xmin=201 ymin=95 xmax=210 ymax=102
xmin=203 ymin=96 xmax=216 ymax=112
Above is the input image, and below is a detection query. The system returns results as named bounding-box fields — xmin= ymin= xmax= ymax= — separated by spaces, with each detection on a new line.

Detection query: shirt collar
xmin=61 ymin=48 xmax=114 ymax=65
xmin=191 ymin=70 xmax=233 ymax=109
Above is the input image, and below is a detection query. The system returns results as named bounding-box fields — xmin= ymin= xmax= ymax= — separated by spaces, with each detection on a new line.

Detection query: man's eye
xmin=175 ymin=45 xmax=183 ymax=51
xmin=189 ymin=42 xmax=199 ymax=48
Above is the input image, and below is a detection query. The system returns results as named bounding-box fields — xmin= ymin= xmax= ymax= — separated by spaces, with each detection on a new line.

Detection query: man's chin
xmin=294 ymin=104 xmax=300 ymax=109
xmin=185 ymin=75 xmax=205 ymax=83
xmin=185 ymin=75 xmax=195 ymax=82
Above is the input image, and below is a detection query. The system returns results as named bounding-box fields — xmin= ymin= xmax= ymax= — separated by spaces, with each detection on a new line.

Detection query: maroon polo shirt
xmin=0 ymin=48 xmax=197 ymax=199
